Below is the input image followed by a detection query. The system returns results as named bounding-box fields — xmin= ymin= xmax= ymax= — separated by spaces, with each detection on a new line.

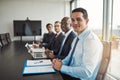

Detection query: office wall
xmin=0 ymin=0 xmax=70 ymax=41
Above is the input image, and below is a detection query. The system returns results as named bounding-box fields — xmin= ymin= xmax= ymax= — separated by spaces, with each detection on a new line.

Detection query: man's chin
xmin=74 ymin=29 xmax=78 ymax=32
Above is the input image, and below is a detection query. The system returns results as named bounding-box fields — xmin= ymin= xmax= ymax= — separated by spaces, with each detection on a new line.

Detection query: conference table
xmin=0 ymin=41 xmax=63 ymax=80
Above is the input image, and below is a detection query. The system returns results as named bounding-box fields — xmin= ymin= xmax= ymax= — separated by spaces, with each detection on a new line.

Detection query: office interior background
xmin=0 ymin=0 xmax=120 ymax=80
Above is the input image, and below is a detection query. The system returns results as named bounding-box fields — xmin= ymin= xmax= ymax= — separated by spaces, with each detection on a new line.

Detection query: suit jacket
xmin=48 ymin=32 xmax=65 ymax=55
xmin=57 ymin=31 xmax=76 ymax=59
xmin=42 ymin=32 xmax=55 ymax=48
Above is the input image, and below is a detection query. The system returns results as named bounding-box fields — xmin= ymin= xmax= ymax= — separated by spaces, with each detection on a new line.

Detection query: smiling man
xmin=52 ymin=8 xmax=103 ymax=80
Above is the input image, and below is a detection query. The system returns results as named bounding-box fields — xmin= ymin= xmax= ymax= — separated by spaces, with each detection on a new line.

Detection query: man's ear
xmin=86 ymin=18 xmax=89 ymax=24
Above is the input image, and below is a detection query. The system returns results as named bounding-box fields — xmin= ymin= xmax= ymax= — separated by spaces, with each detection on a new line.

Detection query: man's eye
xmin=71 ymin=19 xmax=75 ymax=22
xmin=76 ymin=18 xmax=81 ymax=21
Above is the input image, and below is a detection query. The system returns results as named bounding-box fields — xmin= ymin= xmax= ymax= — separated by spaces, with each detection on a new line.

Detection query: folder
xmin=22 ymin=59 xmax=56 ymax=75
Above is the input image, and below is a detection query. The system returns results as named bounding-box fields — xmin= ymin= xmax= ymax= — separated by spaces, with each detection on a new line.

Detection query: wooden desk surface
xmin=0 ymin=41 xmax=63 ymax=80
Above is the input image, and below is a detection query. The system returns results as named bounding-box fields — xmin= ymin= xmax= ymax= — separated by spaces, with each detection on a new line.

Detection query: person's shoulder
xmin=61 ymin=32 xmax=65 ymax=37
xmin=51 ymin=32 xmax=55 ymax=34
xmin=44 ymin=33 xmax=49 ymax=35
xmin=51 ymin=32 xmax=55 ymax=36
xmin=70 ymin=31 xmax=76 ymax=36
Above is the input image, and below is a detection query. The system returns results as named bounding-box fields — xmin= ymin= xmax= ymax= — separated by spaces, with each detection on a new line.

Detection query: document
xmin=26 ymin=59 xmax=52 ymax=66
xmin=22 ymin=59 xmax=56 ymax=75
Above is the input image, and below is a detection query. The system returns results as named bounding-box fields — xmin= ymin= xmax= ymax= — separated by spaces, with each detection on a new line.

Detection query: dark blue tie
xmin=68 ymin=37 xmax=79 ymax=66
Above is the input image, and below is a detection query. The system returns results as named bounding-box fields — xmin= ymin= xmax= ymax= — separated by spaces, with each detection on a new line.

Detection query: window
xmin=106 ymin=0 xmax=120 ymax=79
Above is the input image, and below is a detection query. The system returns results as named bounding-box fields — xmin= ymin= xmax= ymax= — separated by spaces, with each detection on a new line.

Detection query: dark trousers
xmin=61 ymin=73 xmax=80 ymax=80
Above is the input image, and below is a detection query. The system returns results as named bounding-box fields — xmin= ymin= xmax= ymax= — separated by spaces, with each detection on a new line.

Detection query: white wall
xmin=0 ymin=0 xmax=70 ymax=41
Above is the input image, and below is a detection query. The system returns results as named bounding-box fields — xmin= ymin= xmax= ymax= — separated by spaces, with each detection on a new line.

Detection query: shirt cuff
xmin=60 ymin=65 xmax=68 ymax=74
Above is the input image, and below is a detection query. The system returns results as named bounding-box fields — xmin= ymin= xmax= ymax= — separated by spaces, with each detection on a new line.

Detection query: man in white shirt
xmin=52 ymin=8 xmax=103 ymax=80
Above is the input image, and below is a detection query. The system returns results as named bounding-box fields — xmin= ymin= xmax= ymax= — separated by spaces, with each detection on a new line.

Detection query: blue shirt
xmin=61 ymin=28 xmax=103 ymax=80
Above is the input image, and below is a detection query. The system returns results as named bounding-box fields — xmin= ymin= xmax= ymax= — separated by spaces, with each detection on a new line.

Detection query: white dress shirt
xmin=60 ymin=28 xmax=103 ymax=80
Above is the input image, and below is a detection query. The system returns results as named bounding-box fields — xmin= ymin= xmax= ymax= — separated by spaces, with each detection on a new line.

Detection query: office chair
xmin=96 ymin=41 xmax=111 ymax=80
xmin=5 ymin=33 xmax=11 ymax=43
xmin=0 ymin=34 xmax=8 ymax=46
xmin=0 ymin=41 xmax=2 ymax=48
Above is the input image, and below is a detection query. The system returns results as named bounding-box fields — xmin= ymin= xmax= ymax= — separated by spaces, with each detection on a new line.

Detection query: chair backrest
xmin=96 ymin=41 xmax=111 ymax=80
xmin=0 ymin=34 xmax=8 ymax=46
xmin=5 ymin=33 xmax=11 ymax=43
xmin=0 ymin=41 xmax=2 ymax=48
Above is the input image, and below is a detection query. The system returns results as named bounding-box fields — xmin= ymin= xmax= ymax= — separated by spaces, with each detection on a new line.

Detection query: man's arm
xmin=54 ymin=40 xmax=103 ymax=79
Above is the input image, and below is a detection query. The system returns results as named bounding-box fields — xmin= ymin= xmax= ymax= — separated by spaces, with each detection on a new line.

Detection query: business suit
xmin=42 ymin=32 xmax=55 ymax=48
xmin=48 ymin=32 xmax=65 ymax=55
xmin=58 ymin=31 xmax=76 ymax=59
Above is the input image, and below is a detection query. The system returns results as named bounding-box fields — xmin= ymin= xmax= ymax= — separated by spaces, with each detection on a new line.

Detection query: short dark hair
xmin=72 ymin=7 xmax=88 ymax=19
xmin=55 ymin=21 xmax=60 ymax=24
xmin=46 ymin=23 xmax=53 ymax=28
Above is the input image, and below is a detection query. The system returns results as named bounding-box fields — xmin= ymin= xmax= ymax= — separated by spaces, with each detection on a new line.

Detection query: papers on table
xmin=22 ymin=59 xmax=56 ymax=75
xmin=26 ymin=59 xmax=52 ymax=66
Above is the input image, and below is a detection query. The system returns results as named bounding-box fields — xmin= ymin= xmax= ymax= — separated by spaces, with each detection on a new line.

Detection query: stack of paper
xmin=22 ymin=59 xmax=56 ymax=75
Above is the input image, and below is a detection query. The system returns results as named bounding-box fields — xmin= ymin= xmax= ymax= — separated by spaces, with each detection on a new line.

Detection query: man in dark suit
xmin=32 ymin=23 xmax=55 ymax=48
xmin=45 ymin=21 xmax=65 ymax=56
xmin=46 ymin=17 xmax=76 ymax=59
xmin=42 ymin=23 xmax=55 ymax=48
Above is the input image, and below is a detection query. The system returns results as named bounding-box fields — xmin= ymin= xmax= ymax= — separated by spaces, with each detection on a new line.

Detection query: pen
xmin=34 ymin=60 xmax=43 ymax=64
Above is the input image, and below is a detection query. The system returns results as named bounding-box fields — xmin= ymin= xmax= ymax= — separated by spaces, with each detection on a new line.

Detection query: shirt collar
xmin=77 ymin=28 xmax=90 ymax=40
xmin=64 ymin=29 xmax=73 ymax=37
xmin=56 ymin=31 xmax=62 ymax=36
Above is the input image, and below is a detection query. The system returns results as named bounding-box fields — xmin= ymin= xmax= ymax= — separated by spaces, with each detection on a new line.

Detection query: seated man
xmin=46 ymin=17 xmax=76 ymax=60
xmin=32 ymin=23 xmax=55 ymax=48
xmin=45 ymin=21 xmax=65 ymax=57
xmin=42 ymin=23 xmax=55 ymax=48
xmin=52 ymin=8 xmax=103 ymax=80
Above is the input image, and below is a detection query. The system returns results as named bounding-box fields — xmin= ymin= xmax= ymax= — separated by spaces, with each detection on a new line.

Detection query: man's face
xmin=47 ymin=25 xmax=53 ymax=32
xmin=54 ymin=23 xmax=61 ymax=33
xmin=61 ymin=19 xmax=71 ymax=33
xmin=71 ymin=12 xmax=89 ymax=34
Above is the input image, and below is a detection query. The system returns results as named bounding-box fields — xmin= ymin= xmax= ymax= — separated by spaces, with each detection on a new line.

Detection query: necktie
xmin=68 ymin=37 xmax=79 ymax=66
xmin=55 ymin=34 xmax=58 ymax=38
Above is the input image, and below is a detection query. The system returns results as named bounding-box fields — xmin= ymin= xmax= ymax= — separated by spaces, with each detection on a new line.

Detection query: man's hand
xmin=48 ymin=52 xmax=55 ymax=59
xmin=45 ymin=49 xmax=55 ymax=59
xmin=32 ymin=43 xmax=39 ymax=48
xmin=52 ymin=58 xmax=62 ymax=71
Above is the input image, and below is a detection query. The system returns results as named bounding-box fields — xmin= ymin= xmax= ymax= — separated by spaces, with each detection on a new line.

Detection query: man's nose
xmin=73 ymin=20 xmax=77 ymax=24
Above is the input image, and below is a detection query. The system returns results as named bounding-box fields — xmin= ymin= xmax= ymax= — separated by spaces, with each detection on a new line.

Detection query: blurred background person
xmin=32 ymin=23 xmax=55 ymax=48
xmin=45 ymin=21 xmax=65 ymax=58
xmin=42 ymin=23 xmax=55 ymax=48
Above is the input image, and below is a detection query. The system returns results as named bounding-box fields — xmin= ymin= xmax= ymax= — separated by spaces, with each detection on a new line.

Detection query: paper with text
xmin=26 ymin=59 xmax=52 ymax=66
